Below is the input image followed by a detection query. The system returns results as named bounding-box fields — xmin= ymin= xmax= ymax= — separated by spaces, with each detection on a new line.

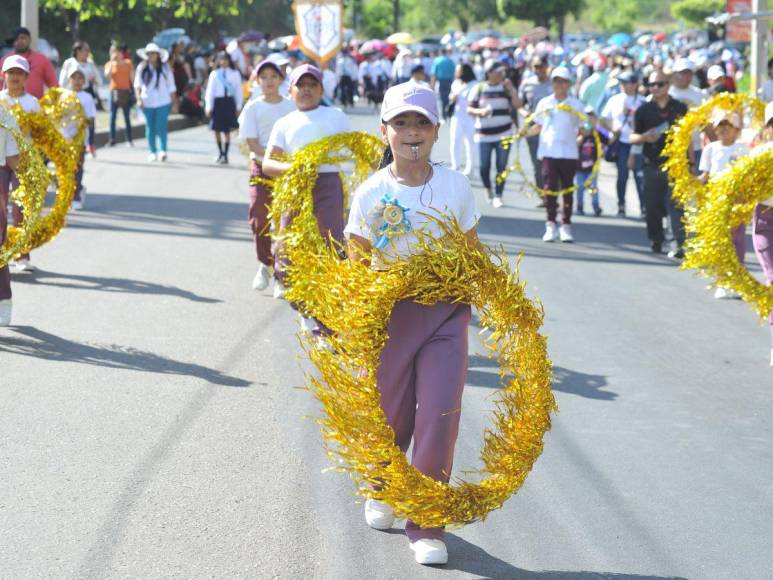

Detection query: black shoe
xmin=593 ymin=206 xmax=602 ymax=217
xmin=617 ymin=204 xmax=626 ymax=217
xmin=668 ymin=248 xmax=685 ymax=260
xmin=652 ymin=242 xmax=662 ymax=254
xmin=576 ymin=207 xmax=585 ymax=216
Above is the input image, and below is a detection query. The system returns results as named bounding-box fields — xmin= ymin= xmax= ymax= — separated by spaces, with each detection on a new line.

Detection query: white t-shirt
xmin=61 ymin=90 xmax=96 ymax=142
xmin=533 ymin=94 xmax=584 ymax=160
xmin=450 ymin=79 xmax=476 ymax=119
xmin=698 ymin=141 xmax=749 ymax=178
xmin=669 ymin=85 xmax=706 ymax=151
xmin=0 ymin=91 xmax=41 ymax=113
xmin=0 ymin=123 xmax=19 ymax=166
xmin=134 ymin=62 xmax=176 ymax=109
xmin=204 ymin=67 xmax=244 ymax=113
xmin=600 ymin=92 xmax=646 ymax=144
xmin=238 ymin=97 xmax=296 ymax=160
xmin=344 ymin=164 xmax=480 ymax=267
xmin=265 ymin=105 xmax=352 ymax=173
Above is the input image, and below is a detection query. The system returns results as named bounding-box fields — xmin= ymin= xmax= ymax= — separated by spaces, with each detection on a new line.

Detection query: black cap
xmin=12 ymin=27 xmax=31 ymax=40
xmin=617 ymin=70 xmax=639 ymax=83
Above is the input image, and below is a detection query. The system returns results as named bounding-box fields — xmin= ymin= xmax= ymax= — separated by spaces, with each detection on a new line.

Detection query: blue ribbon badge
xmin=371 ymin=194 xmax=412 ymax=250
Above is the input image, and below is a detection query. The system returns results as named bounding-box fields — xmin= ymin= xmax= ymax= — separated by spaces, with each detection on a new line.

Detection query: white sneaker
xmin=273 ymin=281 xmax=286 ymax=300
xmin=14 ymin=258 xmax=35 ymax=272
xmin=364 ymin=499 xmax=395 ymax=530
xmin=714 ymin=287 xmax=739 ymax=300
xmin=770 ymin=348 xmax=773 ymax=367
xmin=299 ymin=316 xmax=316 ymax=335
xmin=148 ymin=153 xmax=158 ymax=162
xmin=0 ymin=299 xmax=11 ymax=326
xmin=159 ymin=151 xmax=167 ymax=162
xmin=410 ymin=538 xmax=448 ymax=565
xmin=559 ymin=224 xmax=574 ymax=243
xmin=71 ymin=200 xmax=83 ymax=211
xmin=492 ymin=196 xmax=503 ymax=208
xmin=252 ymin=264 xmax=271 ymax=291
xmin=542 ymin=222 xmax=559 ymax=242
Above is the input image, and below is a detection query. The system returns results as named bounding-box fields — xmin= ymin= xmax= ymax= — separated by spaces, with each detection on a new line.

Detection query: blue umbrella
xmin=608 ymin=32 xmax=632 ymax=47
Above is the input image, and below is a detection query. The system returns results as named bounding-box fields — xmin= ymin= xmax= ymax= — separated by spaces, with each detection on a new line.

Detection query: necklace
xmin=389 ymin=162 xmax=435 ymax=207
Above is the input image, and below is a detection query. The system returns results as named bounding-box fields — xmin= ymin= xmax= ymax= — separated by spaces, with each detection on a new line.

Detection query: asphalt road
xmin=1 ymin=105 xmax=771 ymax=580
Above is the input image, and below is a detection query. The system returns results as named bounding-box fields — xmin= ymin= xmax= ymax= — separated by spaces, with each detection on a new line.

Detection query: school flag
xmin=292 ymin=0 xmax=344 ymax=66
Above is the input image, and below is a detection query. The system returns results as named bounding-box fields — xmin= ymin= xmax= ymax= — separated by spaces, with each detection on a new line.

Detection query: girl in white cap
xmin=345 ymin=81 xmax=481 ymax=566
xmin=134 ymin=43 xmax=178 ymax=162
xmin=238 ymin=59 xmax=295 ymax=293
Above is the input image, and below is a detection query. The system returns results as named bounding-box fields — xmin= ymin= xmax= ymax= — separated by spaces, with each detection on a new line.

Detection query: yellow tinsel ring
xmin=275 ymin=132 xmax=556 ymax=528
xmin=663 ymin=93 xmax=765 ymax=206
xmin=0 ymin=112 xmax=48 ymax=267
xmin=497 ymin=103 xmax=602 ymax=197
xmin=3 ymin=89 xmax=85 ymax=256
xmin=682 ymin=148 xmax=773 ymax=319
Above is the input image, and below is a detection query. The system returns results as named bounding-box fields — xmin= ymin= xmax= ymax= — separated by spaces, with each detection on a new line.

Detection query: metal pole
xmin=20 ymin=0 xmax=39 ymax=50
xmin=751 ymin=0 xmax=768 ymax=96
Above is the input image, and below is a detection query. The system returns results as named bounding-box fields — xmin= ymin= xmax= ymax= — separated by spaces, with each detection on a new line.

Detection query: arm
xmin=204 ymin=71 xmax=215 ymax=115
xmin=347 ymin=234 xmax=372 ymax=266
xmin=5 ymin=154 xmax=19 ymax=172
xmin=261 ymin=145 xmax=291 ymax=177
xmin=245 ymin=138 xmax=266 ymax=158
xmin=526 ymin=122 xmax=542 ymax=137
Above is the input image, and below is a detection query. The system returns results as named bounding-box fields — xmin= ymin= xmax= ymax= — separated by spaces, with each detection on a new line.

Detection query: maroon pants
xmin=274 ymin=172 xmax=344 ymax=285
xmin=1 ymin=166 xmax=29 ymax=263
xmin=0 ymin=166 xmax=10 ymax=299
xmin=752 ymin=205 xmax=773 ymax=347
xmin=731 ymin=224 xmax=746 ymax=263
xmin=542 ymin=157 xmax=577 ymax=225
xmin=376 ymin=300 xmax=471 ymax=542
xmin=248 ymin=160 xmax=273 ymax=268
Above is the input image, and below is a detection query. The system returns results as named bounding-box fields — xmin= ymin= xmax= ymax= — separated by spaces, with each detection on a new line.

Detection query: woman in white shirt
xmin=134 ymin=43 xmax=178 ymax=162
xmin=448 ymin=63 xmax=477 ymax=176
xmin=205 ymin=51 xmax=243 ymax=164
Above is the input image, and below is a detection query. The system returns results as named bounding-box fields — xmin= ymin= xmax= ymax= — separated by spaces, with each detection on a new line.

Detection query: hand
xmin=644 ymin=129 xmax=659 ymax=143
xmin=503 ymin=78 xmax=513 ymax=92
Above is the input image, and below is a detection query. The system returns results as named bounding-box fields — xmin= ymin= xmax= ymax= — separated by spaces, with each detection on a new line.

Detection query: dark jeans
xmin=478 ymin=140 xmax=510 ymax=197
xmin=643 ymin=163 xmax=684 ymax=248
xmin=338 ymin=75 xmax=355 ymax=107
xmin=437 ymin=79 xmax=453 ymax=119
xmin=110 ymin=100 xmax=133 ymax=144
xmin=526 ymin=134 xmax=544 ymax=190
xmin=615 ymin=142 xmax=644 ymax=208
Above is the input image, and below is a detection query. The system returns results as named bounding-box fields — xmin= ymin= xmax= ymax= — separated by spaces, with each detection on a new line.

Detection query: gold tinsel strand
xmin=497 ymin=103 xmax=602 ymax=197
xmin=682 ymin=149 xmax=773 ymax=319
xmin=272 ymin=131 xmax=556 ymax=528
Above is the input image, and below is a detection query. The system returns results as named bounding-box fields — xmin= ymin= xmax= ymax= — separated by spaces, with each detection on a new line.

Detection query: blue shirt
xmin=431 ymin=56 xmax=455 ymax=81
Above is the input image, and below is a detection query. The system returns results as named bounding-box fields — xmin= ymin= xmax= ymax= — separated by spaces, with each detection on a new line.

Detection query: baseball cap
xmin=381 ymin=82 xmax=439 ymax=125
xmin=766 ymin=101 xmax=773 ymax=125
xmin=2 ymin=54 xmax=30 ymax=74
xmin=68 ymin=64 xmax=87 ymax=78
xmin=255 ymin=59 xmax=284 ymax=78
xmin=710 ymin=108 xmax=742 ymax=129
xmin=551 ymin=66 xmax=572 ymax=81
xmin=288 ymin=63 xmax=322 ymax=87
xmin=707 ymin=64 xmax=725 ymax=81
xmin=672 ymin=58 xmax=693 ymax=73
xmin=617 ymin=70 xmax=639 ymax=83
xmin=267 ymin=52 xmax=290 ymax=67
xmin=484 ymin=58 xmax=504 ymax=74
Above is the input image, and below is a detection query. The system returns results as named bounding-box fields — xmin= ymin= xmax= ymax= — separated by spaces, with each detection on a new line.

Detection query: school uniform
xmin=0 ymin=125 xmax=20 ymax=300
xmin=238 ymin=97 xmax=296 ymax=267
xmin=345 ymin=164 xmax=480 ymax=542
xmin=62 ymin=90 xmax=97 ymax=203
xmin=205 ymin=67 xmax=243 ymax=132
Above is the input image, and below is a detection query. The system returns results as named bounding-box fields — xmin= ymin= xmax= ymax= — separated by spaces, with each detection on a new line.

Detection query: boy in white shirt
xmin=66 ymin=67 xmax=96 ymax=210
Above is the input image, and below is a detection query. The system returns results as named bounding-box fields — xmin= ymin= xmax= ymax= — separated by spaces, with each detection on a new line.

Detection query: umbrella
xmin=360 ymin=39 xmax=388 ymax=54
xmin=239 ymin=30 xmax=264 ymax=42
xmin=386 ymin=32 xmax=416 ymax=45
xmin=522 ymin=27 xmax=548 ymax=44
xmin=477 ymin=36 xmax=501 ymax=49
xmin=653 ymin=32 xmax=667 ymax=43
xmin=637 ymin=34 xmax=652 ymax=46
xmin=608 ymin=32 xmax=632 ymax=47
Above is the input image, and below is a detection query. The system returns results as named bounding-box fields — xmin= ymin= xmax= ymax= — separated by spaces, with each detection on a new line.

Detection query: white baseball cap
xmin=672 ymin=58 xmax=693 ymax=73
xmin=381 ymin=82 xmax=439 ymax=125
xmin=2 ymin=54 xmax=30 ymax=74
xmin=707 ymin=64 xmax=725 ymax=81
xmin=551 ymin=66 xmax=572 ymax=81
xmin=765 ymin=101 xmax=773 ymax=125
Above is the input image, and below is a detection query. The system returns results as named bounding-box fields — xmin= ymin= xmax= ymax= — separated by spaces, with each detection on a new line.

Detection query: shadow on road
xmin=12 ymin=269 xmax=221 ymax=303
xmin=467 ymin=354 xmax=615 ymax=401
xmin=0 ymin=326 xmax=250 ymax=387
xmin=443 ymin=534 xmax=687 ymax=579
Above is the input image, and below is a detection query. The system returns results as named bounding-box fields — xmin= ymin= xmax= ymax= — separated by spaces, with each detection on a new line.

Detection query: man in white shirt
xmin=669 ymin=58 xmax=706 ymax=170
xmin=529 ymin=67 xmax=584 ymax=243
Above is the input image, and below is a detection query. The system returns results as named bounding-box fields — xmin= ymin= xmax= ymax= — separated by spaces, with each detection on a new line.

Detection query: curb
xmin=93 ymin=114 xmax=204 ymax=148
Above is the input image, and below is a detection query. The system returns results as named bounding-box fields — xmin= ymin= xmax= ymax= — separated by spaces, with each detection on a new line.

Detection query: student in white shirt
xmin=0 ymin=118 xmax=20 ymax=326
xmin=238 ymin=59 xmax=296 ymax=292
xmin=134 ymin=43 xmax=178 ymax=162
xmin=334 ymin=48 xmax=358 ymax=107
xmin=0 ymin=54 xmax=40 ymax=270
xmin=65 ymin=67 xmax=97 ymax=211
xmin=529 ymin=67 xmax=585 ymax=243
xmin=263 ymin=64 xmax=352 ymax=308
xmin=669 ymin=58 xmax=707 ymax=170
xmin=345 ymin=82 xmax=481 ymax=566
xmin=448 ymin=63 xmax=477 ymax=176
xmin=205 ymin=51 xmax=243 ymax=164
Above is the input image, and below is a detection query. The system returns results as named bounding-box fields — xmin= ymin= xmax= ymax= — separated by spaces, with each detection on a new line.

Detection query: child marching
xmin=64 ymin=66 xmax=97 ymax=211
xmin=0 ymin=117 xmax=20 ymax=325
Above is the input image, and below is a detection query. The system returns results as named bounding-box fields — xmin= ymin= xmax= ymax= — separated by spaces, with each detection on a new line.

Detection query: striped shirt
xmin=469 ymin=82 xmax=513 ymax=143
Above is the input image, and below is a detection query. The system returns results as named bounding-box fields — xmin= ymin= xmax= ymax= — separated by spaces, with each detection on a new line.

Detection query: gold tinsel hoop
xmin=4 ymin=92 xmax=84 ymax=257
xmin=497 ymin=103 xmax=602 ymax=197
xmin=682 ymin=148 xmax=773 ymax=319
xmin=0 ymin=112 xmax=48 ymax=267
xmin=273 ymin=131 xmax=556 ymax=528
xmin=663 ymin=93 xmax=765 ymax=206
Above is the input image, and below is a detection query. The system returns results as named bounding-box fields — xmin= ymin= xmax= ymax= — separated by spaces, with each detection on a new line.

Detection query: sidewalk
xmin=93 ymin=108 xmax=202 ymax=147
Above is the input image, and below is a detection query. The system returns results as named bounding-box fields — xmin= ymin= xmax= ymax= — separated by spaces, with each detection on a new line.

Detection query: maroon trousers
xmin=542 ymin=157 xmax=577 ymax=225
xmin=248 ymin=160 xmax=273 ymax=268
xmin=753 ymin=205 xmax=773 ymax=347
xmin=0 ymin=166 xmax=10 ymax=299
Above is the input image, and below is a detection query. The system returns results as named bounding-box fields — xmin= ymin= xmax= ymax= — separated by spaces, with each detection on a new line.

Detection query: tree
xmin=588 ymin=0 xmax=639 ymax=33
xmin=497 ymin=0 xmax=585 ymax=41
xmin=671 ymin=0 xmax=724 ymax=27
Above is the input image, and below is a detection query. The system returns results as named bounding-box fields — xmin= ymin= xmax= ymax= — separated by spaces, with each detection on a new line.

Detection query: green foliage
xmin=588 ymin=0 xmax=639 ymax=33
xmin=671 ymin=0 xmax=724 ymax=27
xmin=361 ymin=0 xmax=393 ymax=37
xmin=496 ymin=0 xmax=585 ymax=27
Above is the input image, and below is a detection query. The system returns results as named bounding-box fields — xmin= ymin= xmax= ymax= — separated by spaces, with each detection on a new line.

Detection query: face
xmin=715 ymin=121 xmax=740 ymax=142
xmin=533 ymin=62 xmax=547 ymax=79
xmin=552 ymin=78 xmax=570 ymax=96
xmin=648 ymin=74 xmax=670 ymax=97
xmin=622 ymin=80 xmax=638 ymax=95
xmin=218 ymin=56 xmax=229 ymax=68
xmin=14 ymin=33 xmax=30 ymax=52
xmin=674 ymin=69 xmax=692 ymax=89
xmin=258 ymin=66 xmax=282 ymax=94
xmin=291 ymin=75 xmax=323 ymax=110
xmin=148 ymin=51 xmax=160 ymax=64
xmin=487 ymin=68 xmax=504 ymax=84
xmin=381 ymin=111 xmax=438 ymax=163
xmin=69 ymin=72 xmax=85 ymax=91
xmin=77 ymin=44 xmax=90 ymax=61
xmin=3 ymin=68 xmax=28 ymax=92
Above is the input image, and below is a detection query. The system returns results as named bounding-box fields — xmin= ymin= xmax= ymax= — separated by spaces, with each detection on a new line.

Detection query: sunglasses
xmin=649 ymin=81 xmax=668 ymax=88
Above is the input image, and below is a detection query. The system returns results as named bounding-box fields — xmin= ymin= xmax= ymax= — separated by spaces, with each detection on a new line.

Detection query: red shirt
xmin=0 ymin=50 xmax=59 ymax=98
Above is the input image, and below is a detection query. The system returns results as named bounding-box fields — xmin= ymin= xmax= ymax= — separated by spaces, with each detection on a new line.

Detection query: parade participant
xmin=104 ymin=44 xmax=134 ymax=147
xmin=448 ymin=63 xmax=476 ymax=176
xmin=64 ymin=67 xmax=96 ymax=211
xmin=263 ymin=64 xmax=352 ymax=309
xmin=600 ymin=70 xmax=646 ymax=216
xmin=205 ymin=51 xmax=243 ymax=165
xmin=134 ymin=43 xmax=178 ymax=162
xmin=0 ymin=27 xmax=58 ymax=99
xmin=0 ymin=124 xmax=20 ymax=326
xmin=670 ymin=59 xmax=706 ymax=170
xmin=631 ymin=71 xmax=688 ymax=256
xmin=575 ymin=107 xmax=607 ymax=216
xmin=516 ymin=55 xmax=552 ymax=201
xmin=250 ymin=54 xmax=290 ymax=100
xmin=391 ymin=47 xmax=414 ymax=85
xmin=0 ymin=55 xmax=40 ymax=271
xmin=238 ymin=59 xmax=295 ymax=292
xmin=706 ymin=65 xmax=730 ymax=97
xmin=335 ymin=47 xmax=357 ymax=107
xmin=59 ymin=41 xmax=101 ymax=157
xmin=750 ymin=102 xmax=773 ymax=365
xmin=467 ymin=59 xmax=517 ymax=208
xmin=344 ymin=81 xmax=481 ymax=566
xmin=430 ymin=47 xmax=455 ymax=121
xmin=359 ymin=53 xmax=388 ymax=107
xmin=697 ymin=109 xmax=749 ymax=299
xmin=409 ymin=65 xmax=429 ymax=86
xmin=530 ymin=66 xmax=585 ymax=243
